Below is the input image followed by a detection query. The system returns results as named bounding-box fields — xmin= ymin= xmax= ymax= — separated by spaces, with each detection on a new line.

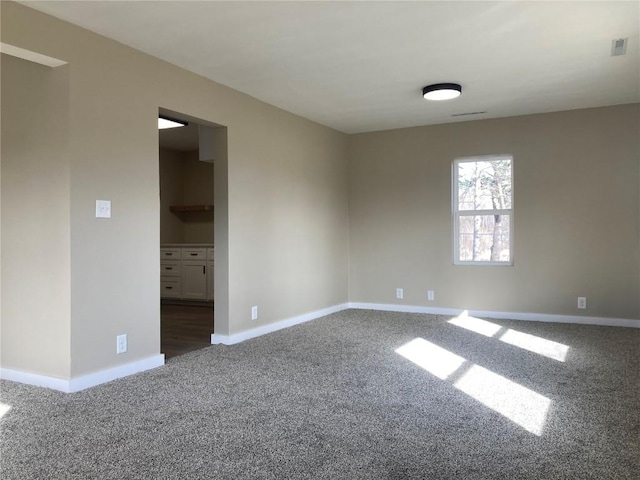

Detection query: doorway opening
xmin=158 ymin=108 xmax=225 ymax=359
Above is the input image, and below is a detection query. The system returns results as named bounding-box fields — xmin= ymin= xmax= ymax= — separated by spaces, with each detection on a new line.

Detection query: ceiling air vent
xmin=611 ymin=38 xmax=628 ymax=57
xmin=451 ymin=111 xmax=487 ymax=117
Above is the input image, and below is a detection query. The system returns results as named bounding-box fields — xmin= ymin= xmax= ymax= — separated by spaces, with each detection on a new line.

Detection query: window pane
xmin=458 ymin=159 xmax=512 ymax=211
xmin=458 ymin=214 xmax=511 ymax=262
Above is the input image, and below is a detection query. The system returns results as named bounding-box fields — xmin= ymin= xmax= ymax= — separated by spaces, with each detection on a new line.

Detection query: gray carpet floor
xmin=1 ymin=309 xmax=638 ymax=479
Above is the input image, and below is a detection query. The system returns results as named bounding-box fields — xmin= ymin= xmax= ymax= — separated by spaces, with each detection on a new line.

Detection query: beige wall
xmin=348 ymin=104 xmax=640 ymax=320
xmin=227 ymin=110 xmax=349 ymax=334
xmin=159 ymin=148 xmax=215 ymax=244
xmin=1 ymin=54 xmax=71 ymax=378
xmin=1 ymin=2 xmax=349 ymax=378
xmin=182 ymin=151 xmax=215 ymax=244
xmin=159 ymin=148 xmax=185 ymax=244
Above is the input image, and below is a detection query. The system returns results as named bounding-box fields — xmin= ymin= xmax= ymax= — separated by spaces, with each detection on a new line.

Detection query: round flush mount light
xmin=422 ymin=83 xmax=462 ymax=101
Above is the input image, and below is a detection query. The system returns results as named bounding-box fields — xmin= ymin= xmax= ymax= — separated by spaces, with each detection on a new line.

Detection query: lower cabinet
xmin=160 ymin=259 xmax=181 ymax=298
xmin=182 ymin=261 xmax=207 ymax=300
xmin=161 ymin=277 xmax=182 ymax=298
xmin=161 ymin=246 xmax=214 ymax=301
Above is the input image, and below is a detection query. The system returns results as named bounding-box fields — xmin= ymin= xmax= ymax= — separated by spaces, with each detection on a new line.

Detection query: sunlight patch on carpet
xmin=498 ymin=329 xmax=569 ymax=362
xmin=448 ymin=312 xmax=502 ymax=337
xmin=448 ymin=312 xmax=569 ymax=362
xmin=395 ymin=338 xmax=465 ymax=380
xmin=395 ymin=337 xmax=550 ymax=436
xmin=0 ymin=402 xmax=11 ymax=419
xmin=454 ymin=364 xmax=550 ymax=436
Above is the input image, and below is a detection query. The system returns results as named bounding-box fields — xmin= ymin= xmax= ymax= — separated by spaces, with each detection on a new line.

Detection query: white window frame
xmin=452 ymin=155 xmax=514 ymax=266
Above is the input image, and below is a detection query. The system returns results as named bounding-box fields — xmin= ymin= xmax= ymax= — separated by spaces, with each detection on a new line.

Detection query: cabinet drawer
xmin=207 ymin=248 xmax=215 ymax=261
xmin=160 ymin=248 xmax=181 ymax=260
xmin=182 ymin=248 xmax=206 ymax=260
xmin=160 ymin=261 xmax=181 ymax=277
xmin=161 ymin=278 xmax=182 ymax=298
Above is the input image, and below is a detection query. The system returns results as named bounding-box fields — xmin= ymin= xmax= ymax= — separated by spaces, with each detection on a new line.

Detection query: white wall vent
xmin=451 ymin=111 xmax=487 ymax=117
xmin=611 ymin=38 xmax=628 ymax=57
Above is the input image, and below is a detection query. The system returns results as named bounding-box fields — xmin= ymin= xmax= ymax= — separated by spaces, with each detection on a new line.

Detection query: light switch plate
xmin=96 ymin=200 xmax=111 ymax=218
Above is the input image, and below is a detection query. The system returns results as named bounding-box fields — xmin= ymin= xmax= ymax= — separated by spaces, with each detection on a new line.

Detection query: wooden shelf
xmin=169 ymin=205 xmax=213 ymax=213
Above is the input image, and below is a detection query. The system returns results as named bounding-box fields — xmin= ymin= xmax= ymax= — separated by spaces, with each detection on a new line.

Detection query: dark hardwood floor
xmin=161 ymin=304 xmax=214 ymax=359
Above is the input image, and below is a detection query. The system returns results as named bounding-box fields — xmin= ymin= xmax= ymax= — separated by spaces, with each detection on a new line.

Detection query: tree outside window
xmin=453 ymin=156 xmax=513 ymax=265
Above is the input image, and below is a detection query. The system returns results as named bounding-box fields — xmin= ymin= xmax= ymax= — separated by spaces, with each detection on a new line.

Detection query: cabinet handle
xmin=166 ymin=286 xmax=173 ymax=290
xmin=203 ymin=266 xmax=206 ymax=274
xmin=166 ymin=253 xmax=172 ymax=256
xmin=166 ymin=267 xmax=172 ymax=270
xmin=190 ymin=253 xmax=197 ymax=256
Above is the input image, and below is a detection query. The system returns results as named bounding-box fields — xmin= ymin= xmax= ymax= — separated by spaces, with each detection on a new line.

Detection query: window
xmin=453 ymin=155 xmax=513 ymax=265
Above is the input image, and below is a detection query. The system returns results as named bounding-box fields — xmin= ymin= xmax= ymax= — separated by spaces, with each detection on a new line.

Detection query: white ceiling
xmin=23 ymin=1 xmax=640 ymax=134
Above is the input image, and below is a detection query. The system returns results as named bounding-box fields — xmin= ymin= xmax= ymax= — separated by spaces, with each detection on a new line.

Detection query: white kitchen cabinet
xmin=161 ymin=277 xmax=182 ymax=298
xmin=181 ymin=260 xmax=207 ymax=300
xmin=160 ymin=248 xmax=181 ymax=260
xmin=161 ymin=260 xmax=181 ymax=277
xmin=182 ymin=248 xmax=206 ymax=260
xmin=161 ymin=245 xmax=214 ymax=301
xmin=161 ymin=250 xmax=182 ymax=298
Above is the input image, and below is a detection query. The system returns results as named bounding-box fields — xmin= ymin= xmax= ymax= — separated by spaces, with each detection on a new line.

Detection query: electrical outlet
xmin=427 ymin=290 xmax=435 ymax=301
xmin=116 ymin=334 xmax=127 ymax=354
xmin=251 ymin=306 xmax=258 ymax=321
xmin=577 ymin=297 xmax=587 ymax=309
xmin=396 ymin=288 xmax=404 ymax=300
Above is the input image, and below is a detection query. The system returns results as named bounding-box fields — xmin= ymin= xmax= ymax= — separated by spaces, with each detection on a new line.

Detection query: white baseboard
xmin=348 ymin=302 xmax=640 ymax=328
xmin=210 ymin=301 xmax=638 ymax=347
xmin=0 ymin=368 xmax=70 ymax=392
xmin=0 ymin=354 xmax=165 ymax=393
xmin=211 ymin=302 xmax=350 ymax=345
xmin=5 ymin=302 xmax=632 ymax=392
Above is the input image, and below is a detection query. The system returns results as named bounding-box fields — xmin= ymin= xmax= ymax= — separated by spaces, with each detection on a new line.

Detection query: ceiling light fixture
xmin=158 ymin=115 xmax=188 ymax=129
xmin=423 ymin=83 xmax=462 ymax=101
